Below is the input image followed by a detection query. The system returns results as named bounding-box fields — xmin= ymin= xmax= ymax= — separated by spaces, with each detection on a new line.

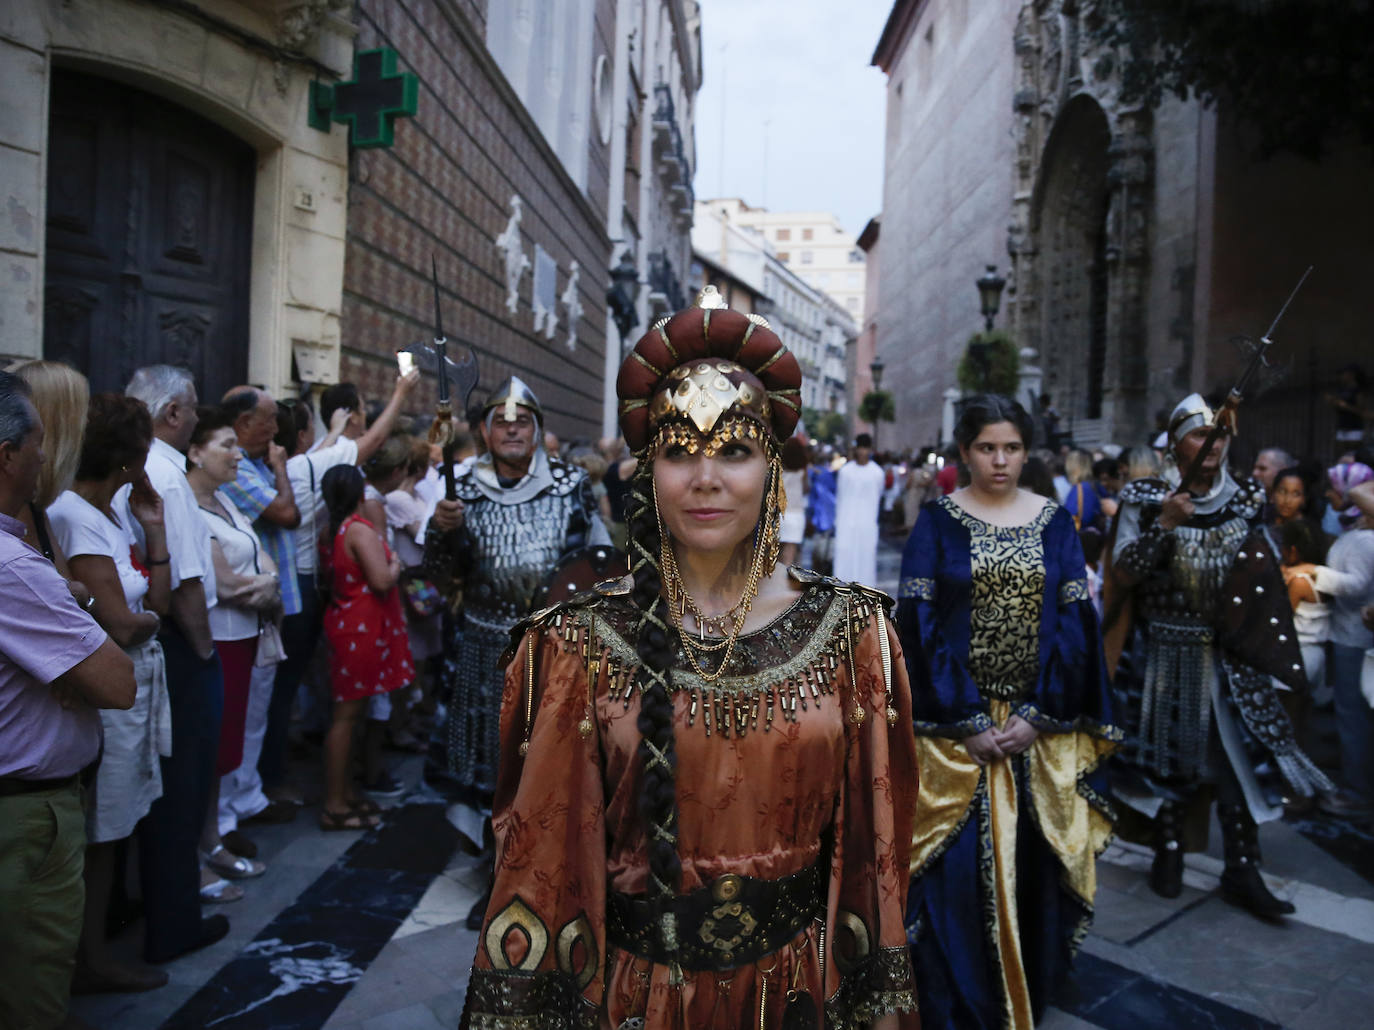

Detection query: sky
xmin=692 ymin=0 xmax=895 ymax=237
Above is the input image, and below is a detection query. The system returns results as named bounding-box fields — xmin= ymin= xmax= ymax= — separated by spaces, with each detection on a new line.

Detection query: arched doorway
xmin=1031 ymin=95 xmax=1111 ymax=429
xmin=44 ymin=70 xmax=254 ymax=397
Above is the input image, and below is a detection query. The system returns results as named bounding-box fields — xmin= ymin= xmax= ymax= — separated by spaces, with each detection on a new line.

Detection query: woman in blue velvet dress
xmin=896 ymin=395 xmax=1121 ymax=1029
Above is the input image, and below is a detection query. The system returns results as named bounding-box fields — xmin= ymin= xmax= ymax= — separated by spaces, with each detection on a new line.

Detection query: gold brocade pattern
xmin=910 ymin=701 xmax=1117 ymax=1026
xmin=940 ymin=497 xmax=1051 ymax=701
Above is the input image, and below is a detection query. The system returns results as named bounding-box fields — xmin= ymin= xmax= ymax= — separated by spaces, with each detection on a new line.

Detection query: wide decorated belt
xmin=607 ymin=860 xmax=823 ymax=971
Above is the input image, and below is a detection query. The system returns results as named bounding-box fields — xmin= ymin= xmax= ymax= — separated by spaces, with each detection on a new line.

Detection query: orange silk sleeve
xmin=463 ymin=621 xmax=606 ymax=1029
xmin=824 ymin=599 xmax=921 ymax=1028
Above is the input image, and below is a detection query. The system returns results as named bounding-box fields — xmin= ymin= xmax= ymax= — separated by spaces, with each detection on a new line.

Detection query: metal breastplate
xmin=463 ymin=491 xmax=582 ymax=626
xmin=1138 ymin=515 xmax=1247 ymax=623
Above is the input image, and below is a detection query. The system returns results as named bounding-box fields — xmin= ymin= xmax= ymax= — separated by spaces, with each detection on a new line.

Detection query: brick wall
xmin=342 ymin=0 xmax=612 ymax=442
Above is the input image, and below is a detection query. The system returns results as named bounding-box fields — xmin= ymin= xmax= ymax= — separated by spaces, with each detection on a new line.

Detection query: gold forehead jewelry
xmin=649 ymin=358 xmax=771 ymax=438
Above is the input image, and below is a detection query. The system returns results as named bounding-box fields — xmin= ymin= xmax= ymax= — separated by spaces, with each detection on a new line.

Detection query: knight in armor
xmin=1105 ymin=393 xmax=1332 ymax=918
xmin=424 ymin=376 xmax=607 ymax=926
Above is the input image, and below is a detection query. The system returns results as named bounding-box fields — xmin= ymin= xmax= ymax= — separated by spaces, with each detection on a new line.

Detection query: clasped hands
xmin=963 ymin=715 xmax=1038 ymax=766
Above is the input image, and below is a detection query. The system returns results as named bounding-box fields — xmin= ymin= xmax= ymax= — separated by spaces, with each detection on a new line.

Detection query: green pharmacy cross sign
xmin=310 ymin=48 xmax=418 ymax=149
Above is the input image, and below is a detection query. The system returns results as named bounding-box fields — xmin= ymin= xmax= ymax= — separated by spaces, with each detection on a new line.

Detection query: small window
xmin=848 ymin=250 xmax=865 ymax=264
xmin=800 ymin=251 xmax=813 ymax=265
xmin=777 ymin=251 xmax=790 ymax=262
xmin=776 ymin=228 xmax=791 ymax=241
xmin=801 ymin=228 xmax=814 ymax=241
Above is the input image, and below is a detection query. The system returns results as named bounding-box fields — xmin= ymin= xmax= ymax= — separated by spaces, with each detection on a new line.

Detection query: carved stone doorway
xmin=1031 ymin=95 xmax=1111 ymax=428
xmin=44 ymin=70 xmax=254 ymax=397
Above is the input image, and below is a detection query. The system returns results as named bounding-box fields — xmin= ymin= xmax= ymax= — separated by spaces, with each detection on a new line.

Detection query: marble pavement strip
xmin=158 ymin=803 xmax=460 ymax=1030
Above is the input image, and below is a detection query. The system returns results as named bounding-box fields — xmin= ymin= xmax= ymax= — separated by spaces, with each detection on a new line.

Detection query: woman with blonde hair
xmin=7 ymin=360 xmax=91 ymax=607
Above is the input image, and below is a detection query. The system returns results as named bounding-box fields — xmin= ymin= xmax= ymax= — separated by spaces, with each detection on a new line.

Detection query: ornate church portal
xmin=1009 ymin=2 xmax=1153 ymax=444
xmin=44 ymin=71 xmax=254 ymax=398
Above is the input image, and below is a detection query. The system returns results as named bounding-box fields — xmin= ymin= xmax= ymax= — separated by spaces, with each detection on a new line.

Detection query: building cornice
xmin=871 ymin=0 xmax=928 ymax=71
xmin=857 ymin=216 xmax=880 ymax=252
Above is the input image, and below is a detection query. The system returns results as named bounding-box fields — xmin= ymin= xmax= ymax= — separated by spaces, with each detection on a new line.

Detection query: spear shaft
xmin=1179 ymin=266 xmax=1312 ymax=494
xmin=430 ymin=255 xmax=457 ymax=501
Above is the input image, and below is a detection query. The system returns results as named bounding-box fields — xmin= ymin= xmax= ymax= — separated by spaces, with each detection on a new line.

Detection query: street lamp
xmin=868 ymin=356 xmax=886 ymax=452
xmin=976 ymin=264 xmax=1006 ymax=333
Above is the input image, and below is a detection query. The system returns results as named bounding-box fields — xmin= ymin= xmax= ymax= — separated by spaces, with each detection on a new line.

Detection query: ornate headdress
xmin=482 ymin=375 xmax=542 ymax=424
xmin=614 ymin=284 xmax=805 ymax=680
xmin=616 ymin=286 xmax=802 ymax=455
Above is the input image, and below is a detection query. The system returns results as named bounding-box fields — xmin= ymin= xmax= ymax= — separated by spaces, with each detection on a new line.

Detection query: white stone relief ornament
xmin=494 ymin=195 xmax=531 ymax=315
xmin=560 ymin=260 xmax=583 ymax=350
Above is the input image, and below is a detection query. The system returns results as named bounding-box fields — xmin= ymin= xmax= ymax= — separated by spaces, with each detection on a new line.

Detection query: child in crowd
xmin=318 ymin=466 xmax=414 ymax=830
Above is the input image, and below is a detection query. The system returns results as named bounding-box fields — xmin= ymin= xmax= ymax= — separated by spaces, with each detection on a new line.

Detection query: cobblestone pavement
xmin=70 ymin=536 xmax=1374 ymax=1030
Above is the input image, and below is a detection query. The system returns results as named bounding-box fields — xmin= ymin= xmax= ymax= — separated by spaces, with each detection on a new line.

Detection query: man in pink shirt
xmin=0 ymin=370 xmax=135 ymax=1030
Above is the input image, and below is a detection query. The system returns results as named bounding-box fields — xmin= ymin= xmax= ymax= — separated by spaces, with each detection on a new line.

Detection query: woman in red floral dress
xmin=319 ymin=465 xmax=414 ymax=830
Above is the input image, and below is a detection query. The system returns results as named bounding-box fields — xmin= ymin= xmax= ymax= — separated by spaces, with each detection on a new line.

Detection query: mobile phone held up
xmin=397 ymin=351 xmax=415 ymax=377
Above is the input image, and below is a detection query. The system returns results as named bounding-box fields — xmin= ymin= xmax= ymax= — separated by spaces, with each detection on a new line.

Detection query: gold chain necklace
xmin=658 ymin=526 xmax=767 ymax=683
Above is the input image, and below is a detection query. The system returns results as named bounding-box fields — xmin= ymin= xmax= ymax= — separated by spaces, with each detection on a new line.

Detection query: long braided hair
xmin=624 ymin=457 xmax=682 ymax=901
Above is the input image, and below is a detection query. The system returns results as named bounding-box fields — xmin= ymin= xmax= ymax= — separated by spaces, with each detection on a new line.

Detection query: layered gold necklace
xmin=659 ymin=528 xmax=768 ymax=682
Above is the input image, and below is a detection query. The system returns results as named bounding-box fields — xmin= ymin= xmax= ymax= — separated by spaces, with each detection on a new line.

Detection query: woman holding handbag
xmin=188 ymin=408 xmax=281 ymax=900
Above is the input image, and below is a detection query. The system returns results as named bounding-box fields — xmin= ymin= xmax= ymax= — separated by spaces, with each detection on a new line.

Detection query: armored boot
xmin=1149 ymin=803 xmax=1184 ymax=899
xmin=1218 ymin=802 xmax=1295 ymax=919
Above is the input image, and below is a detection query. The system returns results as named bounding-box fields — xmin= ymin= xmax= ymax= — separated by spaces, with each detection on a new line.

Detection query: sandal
xmin=203 ymin=845 xmax=266 ymax=880
xmin=199 ymin=876 xmax=245 ymax=904
xmin=319 ymin=808 xmax=379 ymax=832
xmin=348 ymin=797 xmax=382 ymax=816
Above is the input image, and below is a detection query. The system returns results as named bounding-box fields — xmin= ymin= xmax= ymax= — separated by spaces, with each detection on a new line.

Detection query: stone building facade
xmin=1 ymin=0 xmax=354 ymax=400
xmin=693 ymin=198 xmax=857 ymax=417
xmin=2 ymin=0 xmax=702 ymax=442
xmin=872 ymin=0 xmax=1374 ymax=456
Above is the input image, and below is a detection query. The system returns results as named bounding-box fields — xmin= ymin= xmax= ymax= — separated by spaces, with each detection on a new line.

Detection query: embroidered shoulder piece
xmin=1228 ymin=476 xmax=1266 ymax=520
xmin=899 ymin=576 xmax=935 ymax=601
xmin=1118 ymin=477 xmax=1170 ymax=507
xmin=789 ymin=565 xmax=895 ymax=614
xmin=1058 ymin=578 xmax=1089 ymax=605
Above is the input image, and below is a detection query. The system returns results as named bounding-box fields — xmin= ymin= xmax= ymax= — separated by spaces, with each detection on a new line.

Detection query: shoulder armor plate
xmin=1230 ymin=476 xmax=1266 ymax=520
xmin=1119 ymin=477 xmax=1170 ymax=506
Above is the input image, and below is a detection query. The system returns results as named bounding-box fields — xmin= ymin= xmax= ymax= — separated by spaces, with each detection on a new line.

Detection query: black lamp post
xmin=606 ymin=252 xmax=641 ymax=344
xmin=968 ymin=265 xmax=1007 ymax=393
xmin=976 ymin=264 xmax=1006 ymax=333
xmin=868 ymin=356 xmax=886 ymax=452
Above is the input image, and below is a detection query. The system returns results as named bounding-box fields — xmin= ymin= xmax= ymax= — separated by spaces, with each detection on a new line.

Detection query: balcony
xmin=652 ymin=83 xmax=695 ymax=219
xmin=647 ymin=250 xmax=687 ymax=315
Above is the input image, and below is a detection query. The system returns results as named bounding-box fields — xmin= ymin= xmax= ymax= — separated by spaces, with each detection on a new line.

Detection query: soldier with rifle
xmin=1104 ymin=270 xmax=1333 ymax=919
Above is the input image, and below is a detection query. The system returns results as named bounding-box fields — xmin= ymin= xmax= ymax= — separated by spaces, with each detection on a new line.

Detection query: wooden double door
xmin=44 ymin=70 xmax=255 ymax=398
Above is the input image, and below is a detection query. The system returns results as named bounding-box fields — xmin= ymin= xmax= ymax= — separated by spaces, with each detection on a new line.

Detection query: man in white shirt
xmin=832 ymin=434 xmax=886 ymax=588
xmin=122 ymin=365 xmax=231 ymax=963
xmin=259 ymin=370 xmax=419 ymax=796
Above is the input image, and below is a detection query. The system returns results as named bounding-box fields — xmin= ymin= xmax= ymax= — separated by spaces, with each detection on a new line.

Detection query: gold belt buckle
xmin=697 ymin=874 xmax=758 ymax=963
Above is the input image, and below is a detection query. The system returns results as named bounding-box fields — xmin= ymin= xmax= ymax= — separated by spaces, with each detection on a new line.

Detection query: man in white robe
xmin=832 ymin=434 xmax=885 ymax=587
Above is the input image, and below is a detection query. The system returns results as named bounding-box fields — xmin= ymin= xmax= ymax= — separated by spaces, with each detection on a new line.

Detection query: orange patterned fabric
xmin=464 ymin=584 xmax=921 ymax=1029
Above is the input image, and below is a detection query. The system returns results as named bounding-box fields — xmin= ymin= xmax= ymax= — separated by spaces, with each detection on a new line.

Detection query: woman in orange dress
xmin=459 ymin=288 xmax=920 ymax=1028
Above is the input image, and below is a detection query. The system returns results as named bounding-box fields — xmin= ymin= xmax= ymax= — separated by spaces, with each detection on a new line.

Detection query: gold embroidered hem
xmin=910 ymin=700 xmax=1117 ymax=1026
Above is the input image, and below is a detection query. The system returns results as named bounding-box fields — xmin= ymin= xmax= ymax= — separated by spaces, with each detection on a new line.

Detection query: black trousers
xmin=260 ymin=575 xmax=320 ymax=788
xmin=136 ymin=626 xmax=223 ymax=960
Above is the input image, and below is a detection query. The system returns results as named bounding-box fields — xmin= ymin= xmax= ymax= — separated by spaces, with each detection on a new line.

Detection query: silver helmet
xmin=482 ymin=376 xmax=542 ymax=424
xmin=1167 ymin=392 xmax=1228 ymax=451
